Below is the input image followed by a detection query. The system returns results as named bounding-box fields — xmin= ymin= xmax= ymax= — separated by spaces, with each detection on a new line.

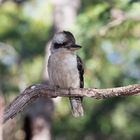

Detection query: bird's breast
xmin=48 ymin=51 xmax=80 ymax=88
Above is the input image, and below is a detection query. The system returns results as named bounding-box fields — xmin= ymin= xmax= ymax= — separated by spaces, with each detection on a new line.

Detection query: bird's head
xmin=51 ymin=31 xmax=81 ymax=53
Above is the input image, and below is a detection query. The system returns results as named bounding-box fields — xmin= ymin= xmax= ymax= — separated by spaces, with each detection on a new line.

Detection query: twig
xmin=3 ymin=83 xmax=140 ymax=123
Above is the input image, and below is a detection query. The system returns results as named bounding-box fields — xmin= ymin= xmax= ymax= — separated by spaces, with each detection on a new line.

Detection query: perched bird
xmin=48 ymin=31 xmax=84 ymax=117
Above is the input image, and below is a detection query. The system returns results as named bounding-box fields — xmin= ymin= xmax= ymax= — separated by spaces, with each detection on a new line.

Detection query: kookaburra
xmin=48 ymin=31 xmax=84 ymax=117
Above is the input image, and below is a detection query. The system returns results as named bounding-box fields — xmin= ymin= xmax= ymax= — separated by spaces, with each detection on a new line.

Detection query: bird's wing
xmin=76 ymin=55 xmax=84 ymax=88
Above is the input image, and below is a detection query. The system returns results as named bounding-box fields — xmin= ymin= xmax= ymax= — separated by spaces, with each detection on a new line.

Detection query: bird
xmin=48 ymin=31 xmax=84 ymax=117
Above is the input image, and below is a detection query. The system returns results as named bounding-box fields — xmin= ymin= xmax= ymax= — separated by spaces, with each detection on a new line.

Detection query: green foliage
xmin=1 ymin=0 xmax=140 ymax=140
xmin=0 ymin=1 xmax=50 ymax=97
xmin=0 ymin=2 xmax=50 ymax=60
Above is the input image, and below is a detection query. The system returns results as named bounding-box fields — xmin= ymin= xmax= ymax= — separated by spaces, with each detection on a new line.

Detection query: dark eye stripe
xmin=54 ymin=42 xmax=67 ymax=49
xmin=54 ymin=43 xmax=62 ymax=49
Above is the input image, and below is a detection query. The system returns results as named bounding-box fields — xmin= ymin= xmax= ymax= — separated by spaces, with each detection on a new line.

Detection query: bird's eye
xmin=54 ymin=43 xmax=61 ymax=49
xmin=54 ymin=42 xmax=67 ymax=49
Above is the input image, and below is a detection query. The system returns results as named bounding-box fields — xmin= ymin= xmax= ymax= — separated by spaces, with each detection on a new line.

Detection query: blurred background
xmin=0 ymin=0 xmax=140 ymax=140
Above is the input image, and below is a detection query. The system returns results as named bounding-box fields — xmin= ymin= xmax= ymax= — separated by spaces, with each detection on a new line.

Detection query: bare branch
xmin=99 ymin=9 xmax=140 ymax=36
xmin=3 ymin=84 xmax=140 ymax=123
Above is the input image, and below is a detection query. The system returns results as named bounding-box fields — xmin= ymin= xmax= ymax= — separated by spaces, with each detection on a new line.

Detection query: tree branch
xmin=3 ymin=83 xmax=140 ymax=123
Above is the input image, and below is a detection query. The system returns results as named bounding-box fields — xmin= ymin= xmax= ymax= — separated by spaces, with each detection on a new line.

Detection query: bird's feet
xmin=52 ymin=85 xmax=60 ymax=98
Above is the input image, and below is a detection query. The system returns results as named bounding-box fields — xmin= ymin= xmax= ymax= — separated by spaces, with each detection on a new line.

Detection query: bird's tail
xmin=69 ymin=97 xmax=84 ymax=117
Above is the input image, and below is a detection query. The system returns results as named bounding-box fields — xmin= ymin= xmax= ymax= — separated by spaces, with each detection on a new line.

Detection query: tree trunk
xmin=23 ymin=0 xmax=81 ymax=140
xmin=23 ymin=98 xmax=54 ymax=140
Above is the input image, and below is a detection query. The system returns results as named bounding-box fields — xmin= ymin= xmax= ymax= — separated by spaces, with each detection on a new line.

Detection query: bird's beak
xmin=70 ymin=44 xmax=82 ymax=50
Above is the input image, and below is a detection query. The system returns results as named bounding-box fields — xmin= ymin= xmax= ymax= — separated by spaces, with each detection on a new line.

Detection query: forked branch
xmin=3 ymin=84 xmax=140 ymax=123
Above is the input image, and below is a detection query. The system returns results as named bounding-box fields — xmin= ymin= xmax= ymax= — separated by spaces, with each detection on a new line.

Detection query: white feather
xmin=53 ymin=33 xmax=66 ymax=44
xmin=48 ymin=50 xmax=80 ymax=88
